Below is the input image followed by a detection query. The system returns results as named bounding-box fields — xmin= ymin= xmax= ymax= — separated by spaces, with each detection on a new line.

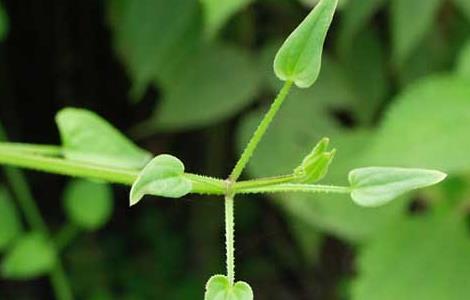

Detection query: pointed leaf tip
xmin=129 ymin=154 xmax=192 ymax=206
xmin=274 ymin=0 xmax=338 ymax=88
xmin=349 ymin=167 xmax=447 ymax=207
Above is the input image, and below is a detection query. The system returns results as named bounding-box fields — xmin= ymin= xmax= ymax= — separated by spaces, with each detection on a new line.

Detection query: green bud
xmin=294 ymin=138 xmax=335 ymax=183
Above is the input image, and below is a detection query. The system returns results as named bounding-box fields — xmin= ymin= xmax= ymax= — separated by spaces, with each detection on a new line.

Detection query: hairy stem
xmin=224 ymin=194 xmax=235 ymax=285
xmin=229 ymin=81 xmax=293 ymax=181
xmin=237 ymin=183 xmax=351 ymax=194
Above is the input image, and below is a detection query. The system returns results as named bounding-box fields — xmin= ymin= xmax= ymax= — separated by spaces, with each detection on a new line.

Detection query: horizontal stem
xmin=236 ymin=183 xmax=351 ymax=194
xmin=0 ymin=142 xmax=63 ymax=156
xmin=233 ymin=174 xmax=296 ymax=190
xmin=0 ymin=148 xmax=138 ymax=185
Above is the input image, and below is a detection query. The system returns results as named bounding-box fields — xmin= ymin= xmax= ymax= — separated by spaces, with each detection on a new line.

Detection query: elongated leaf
xmin=457 ymin=40 xmax=470 ymax=78
xmin=141 ymin=44 xmax=261 ymax=132
xmin=130 ymin=154 xmax=192 ymax=206
xmin=274 ymin=0 xmax=338 ymax=88
xmin=352 ymin=215 xmax=470 ymax=300
xmin=364 ymin=75 xmax=470 ymax=173
xmin=0 ymin=2 xmax=7 ymax=41
xmin=0 ymin=187 xmax=22 ymax=251
xmin=337 ymin=0 xmax=387 ymax=52
xmin=205 ymin=275 xmax=253 ymax=300
xmin=64 ymin=180 xmax=113 ymax=230
xmin=391 ymin=0 xmax=442 ymax=65
xmin=1 ymin=233 xmax=56 ymax=279
xmin=349 ymin=167 xmax=446 ymax=207
xmin=201 ymin=0 xmax=253 ymax=38
xmin=56 ymin=108 xmax=152 ymax=169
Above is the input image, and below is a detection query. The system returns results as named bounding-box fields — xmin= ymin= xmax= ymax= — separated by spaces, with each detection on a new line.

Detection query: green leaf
xmin=0 ymin=186 xmax=22 ymax=251
xmin=352 ymin=215 xmax=470 ymax=300
xmin=204 ymin=275 xmax=253 ymax=300
xmin=0 ymin=2 xmax=8 ymax=41
xmin=1 ymin=232 xmax=56 ymax=279
xmin=453 ymin=0 xmax=470 ymax=21
xmin=108 ymin=0 xmax=201 ymax=98
xmin=391 ymin=0 xmax=443 ymax=65
xmin=274 ymin=0 xmax=338 ymax=88
xmin=364 ymin=75 xmax=470 ymax=173
xmin=64 ymin=179 xmax=113 ymax=230
xmin=337 ymin=0 xmax=387 ymax=52
xmin=130 ymin=154 xmax=192 ymax=206
xmin=457 ymin=40 xmax=470 ymax=78
xmin=56 ymin=108 xmax=152 ymax=169
xmin=140 ymin=44 xmax=261 ymax=132
xmin=201 ymin=0 xmax=253 ymax=38
xmin=349 ymin=167 xmax=446 ymax=207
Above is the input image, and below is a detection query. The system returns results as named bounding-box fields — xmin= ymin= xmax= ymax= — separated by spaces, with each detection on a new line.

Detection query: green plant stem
xmin=0 ymin=142 xmax=62 ymax=156
xmin=55 ymin=223 xmax=80 ymax=251
xmin=0 ymin=127 xmax=73 ymax=300
xmin=229 ymin=80 xmax=293 ymax=181
xmin=237 ymin=183 xmax=351 ymax=194
xmin=0 ymin=147 xmax=138 ymax=185
xmin=224 ymin=194 xmax=235 ymax=285
xmin=233 ymin=174 xmax=297 ymax=190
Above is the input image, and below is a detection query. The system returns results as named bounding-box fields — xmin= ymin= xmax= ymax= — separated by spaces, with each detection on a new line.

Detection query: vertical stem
xmin=0 ymin=127 xmax=73 ymax=300
xmin=230 ymin=80 xmax=293 ymax=181
xmin=224 ymin=194 xmax=235 ymax=285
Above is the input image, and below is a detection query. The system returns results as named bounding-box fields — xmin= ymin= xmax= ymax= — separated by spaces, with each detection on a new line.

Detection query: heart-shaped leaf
xmin=204 ymin=275 xmax=253 ymax=300
xmin=56 ymin=108 xmax=152 ymax=169
xmin=1 ymin=232 xmax=56 ymax=279
xmin=274 ymin=0 xmax=338 ymax=88
xmin=349 ymin=167 xmax=447 ymax=207
xmin=64 ymin=179 xmax=113 ymax=230
xmin=130 ymin=154 xmax=192 ymax=206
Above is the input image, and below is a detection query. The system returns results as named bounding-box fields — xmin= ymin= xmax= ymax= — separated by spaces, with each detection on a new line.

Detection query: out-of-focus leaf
xmin=454 ymin=0 xmax=470 ymax=21
xmin=140 ymin=44 xmax=261 ymax=132
xmin=108 ymin=0 xmax=201 ymax=98
xmin=351 ymin=215 xmax=470 ymax=300
xmin=0 ymin=186 xmax=21 ymax=251
xmin=274 ymin=0 xmax=338 ymax=88
xmin=364 ymin=75 xmax=470 ymax=174
xmin=201 ymin=0 xmax=253 ymax=38
xmin=64 ymin=180 xmax=113 ymax=230
xmin=56 ymin=108 xmax=152 ymax=169
xmin=130 ymin=154 xmax=192 ymax=206
xmin=1 ymin=232 xmax=56 ymax=279
xmin=349 ymin=167 xmax=446 ymax=207
xmin=0 ymin=2 xmax=8 ymax=41
xmin=204 ymin=275 xmax=253 ymax=300
xmin=391 ymin=0 xmax=443 ymax=65
xmin=340 ymin=28 xmax=389 ymax=123
xmin=457 ymin=40 xmax=470 ymax=78
xmin=337 ymin=0 xmax=387 ymax=52
xmin=299 ymin=0 xmax=348 ymax=8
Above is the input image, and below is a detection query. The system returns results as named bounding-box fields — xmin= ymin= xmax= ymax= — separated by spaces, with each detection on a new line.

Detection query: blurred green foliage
xmin=1 ymin=0 xmax=470 ymax=299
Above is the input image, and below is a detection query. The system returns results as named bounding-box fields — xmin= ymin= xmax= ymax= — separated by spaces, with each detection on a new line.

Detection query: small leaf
xmin=0 ymin=2 xmax=8 ymax=41
xmin=349 ymin=167 xmax=446 ymax=207
xmin=204 ymin=275 xmax=253 ymax=300
xmin=1 ymin=232 xmax=56 ymax=279
xmin=0 ymin=186 xmax=22 ymax=251
xmin=130 ymin=154 xmax=192 ymax=206
xmin=294 ymin=137 xmax=336 ymax=183
xmin=64 ymin=179 xmax=113 ymax=230
xmin=56 ymin=108 xmax=152 ymax=169
xmin=201 ymin=0 xmax=253 ymax=38
xmin=274 ymin=0 xmax=338 ymax=88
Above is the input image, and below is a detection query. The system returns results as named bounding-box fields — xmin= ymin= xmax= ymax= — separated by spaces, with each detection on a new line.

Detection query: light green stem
xmin=0 ymin=147 xmax=138 ymax=185
xmin=0 ymin=142 xmax=62 ymax=156
xmin=229 ymin=81 xmax=293 ymax=181
xmin=237 ymin=183 xmax=351 ymax=194
xmin=224 ymin=194 xmax=235 ymax=285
